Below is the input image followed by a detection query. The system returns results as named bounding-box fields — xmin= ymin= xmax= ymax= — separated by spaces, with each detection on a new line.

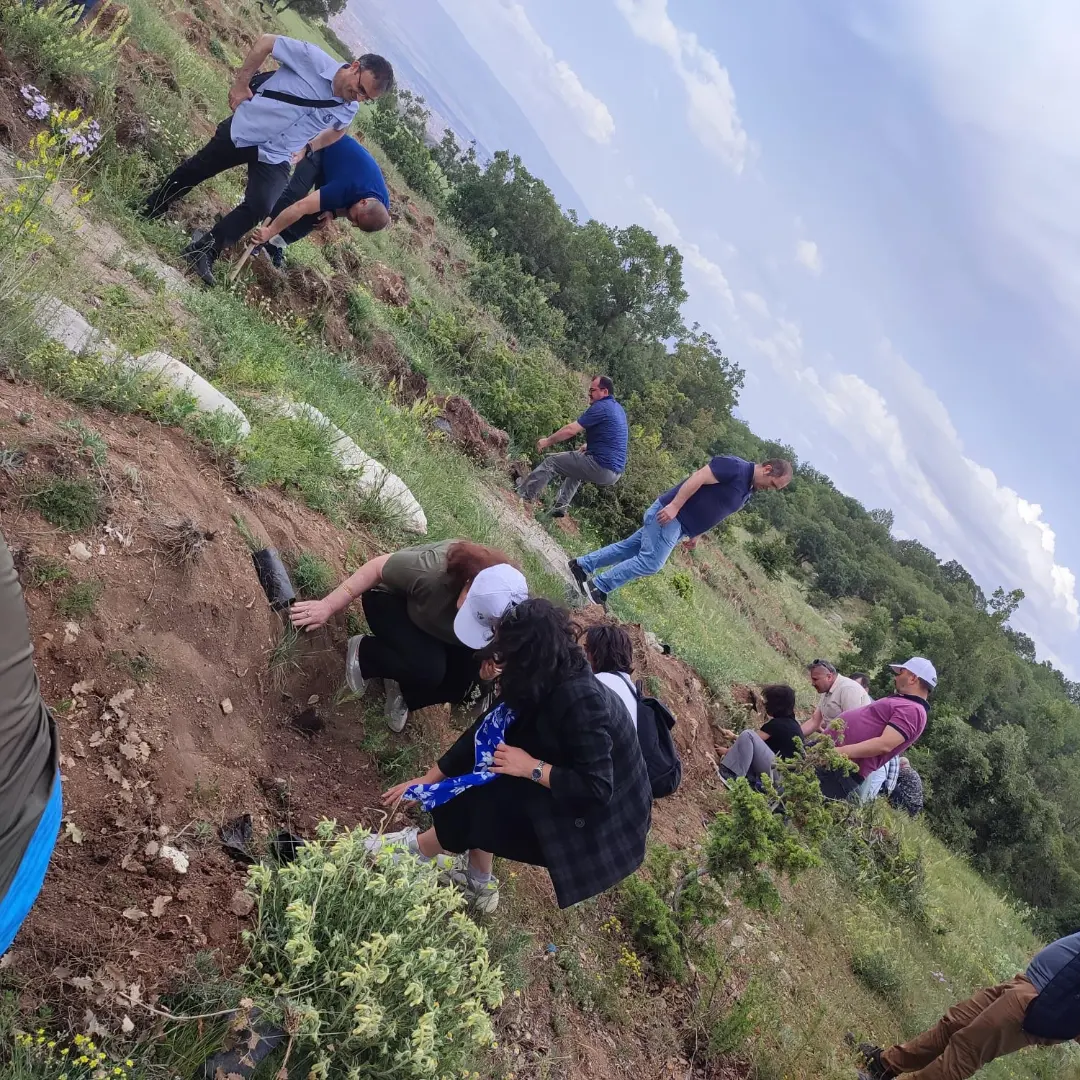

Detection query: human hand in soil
xmin=491 ymin=742 xmax=538 ymax=778
xmin=228 ymin=81 xmax=253 ymax=111
xmin=291 ymin=598 xmax=333 ymax=631
xmin=314 ymin=211 xmax=334 ymax=231
xmin=381 ymin=779 xmax=423 ymax=806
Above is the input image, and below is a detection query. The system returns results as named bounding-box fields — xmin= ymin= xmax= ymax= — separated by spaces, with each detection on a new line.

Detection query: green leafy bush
xmin=746 ymin=534 xmax=794 ymax=580
xmin=243 ymin=821 xmax=503 ymax=1079
xmin=26 ymin=478 xmax=103 ymax=532
xmin=466 ymin=251 xmax=566 ymax=346
xmin=617 ymin=873 xmax=686 ymax=982
xmin=671 ymin=569 xmax=693 ymax=601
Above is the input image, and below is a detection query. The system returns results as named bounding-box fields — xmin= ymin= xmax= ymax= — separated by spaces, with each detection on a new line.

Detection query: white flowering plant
xmin=243 ymin=821 xmax=504 ymax=1080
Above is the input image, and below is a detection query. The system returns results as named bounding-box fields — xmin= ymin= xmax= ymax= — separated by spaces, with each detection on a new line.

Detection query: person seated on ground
xmin=719 ymin=683 xmax=803 ymax=788
xmin=369 ymin=598 xmax=652 ymax=913
xmin=290 ymin=539 xmax=527 ymax=733
xmin=850 ymin=671 xmax=873 ymax=694
xmin=140 ymin=35 xmax=393 ymax=285
xmin=581 ymin=624 xmax=637 ymax=728
xmin=888 ymin=757 xmax=924 ymax=816
xmin=518 ymin=376 xmax=628 ymax=519
xmin=855 ymin=928 xmax=1080 ymax=1079
xmin=802 ymin=659 xmax=871 ymax=738
xmin=0 ymin=531 xmax=62 ymax=955
xmin=809 ymin=657 xmax=935 ymax=802
xmin=248 ymin=132 xmax=390 ymax=268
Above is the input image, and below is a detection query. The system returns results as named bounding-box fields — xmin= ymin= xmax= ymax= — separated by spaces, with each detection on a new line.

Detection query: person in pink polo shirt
xmin=807 ymin=657 xmax=936 ymax=802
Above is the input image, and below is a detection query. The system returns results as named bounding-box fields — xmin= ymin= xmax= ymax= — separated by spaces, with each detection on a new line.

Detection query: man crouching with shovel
xmin=140 ymin=34 xmax=393 ymax=286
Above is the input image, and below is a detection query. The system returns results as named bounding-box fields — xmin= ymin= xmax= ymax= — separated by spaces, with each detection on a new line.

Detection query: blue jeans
xmin=578 ymin=499 xmax=684 ymax=595
xmin=0 ymin=773 xmax=61 ymax=955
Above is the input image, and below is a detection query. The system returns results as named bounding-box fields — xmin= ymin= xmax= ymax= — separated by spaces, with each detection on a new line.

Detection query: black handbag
xmin=621 ymin=675 xmax=682 ymax=799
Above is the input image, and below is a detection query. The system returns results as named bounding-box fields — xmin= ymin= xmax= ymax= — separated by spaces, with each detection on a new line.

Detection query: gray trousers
xmin=518 ymin=451 xmax=621 ymax=509
xmin=721 ymin=729 xmax=777 ymax=783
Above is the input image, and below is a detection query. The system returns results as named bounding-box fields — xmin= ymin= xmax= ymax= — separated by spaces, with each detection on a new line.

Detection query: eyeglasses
xmin=809 ymin=659 xmax=836 ymax=673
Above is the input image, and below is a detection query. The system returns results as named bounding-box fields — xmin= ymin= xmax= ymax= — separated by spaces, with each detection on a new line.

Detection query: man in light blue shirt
xmin=141 ymin=35 xmax=392 ymax=285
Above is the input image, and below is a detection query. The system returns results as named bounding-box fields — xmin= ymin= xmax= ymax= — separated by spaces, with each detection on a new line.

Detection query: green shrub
xmin=671 ymin=569 xmax=693 ymax=601
xmin=746 ymin=534 xmax=794 ymax=580
xmin=56 ymin=579 xmax=103 ymax=618
xmin=466 ymin=251 xmax=567 ymax=346
xmin=707 ymin=978 xmax=768 ymax=1057
xmin=0 ymin=0 xmax=127 ymax=87
xmin=617 ymin=874 xmax=685 ymax=982
xmin=25 ymin=478 xmax=103 ymax=532
xmin=243 ymin=821 xmax=503 ymax=1078
xmin=346 ymin=286 xmax=379 ymax=346
xmin=22 ymin=555 xmax=69 ymax=589
xmin=851 ymin=945 xmax=907 ymax=1010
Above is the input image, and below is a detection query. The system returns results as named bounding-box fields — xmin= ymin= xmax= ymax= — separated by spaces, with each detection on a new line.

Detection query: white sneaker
xmin=364 ymin=827 xmax=453 ymax=869
xmin=345 ymin=635 xmax=367 ymax=694
xmin=446 ymin=855 xmax=500 ymax=914
xmin=384 ymin=679 xmax=409 ymax=733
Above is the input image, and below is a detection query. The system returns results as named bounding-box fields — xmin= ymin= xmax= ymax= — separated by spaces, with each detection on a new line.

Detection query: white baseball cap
xmin=889 ymin=657 xmax=937 ymax=688
xmin=453 ymin=563 xmax=529 ymax=649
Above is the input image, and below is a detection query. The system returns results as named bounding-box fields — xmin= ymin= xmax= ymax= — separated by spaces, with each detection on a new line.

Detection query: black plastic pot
xmin=251 ymin=548 xmax=295 ymax=610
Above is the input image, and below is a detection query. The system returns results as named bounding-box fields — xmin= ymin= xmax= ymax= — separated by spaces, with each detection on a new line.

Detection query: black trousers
xmin=141 ymin=117 xmax=291 ymax=256
xmin=357 ymin=589 xmax=480 ymax=711
xmin=432 ymin=778 xmax=546 ymax=864
xmin=270 ymin=150 xmax=328 ymax=245
xmin=815 ymin=765 xmax=862 ymax=801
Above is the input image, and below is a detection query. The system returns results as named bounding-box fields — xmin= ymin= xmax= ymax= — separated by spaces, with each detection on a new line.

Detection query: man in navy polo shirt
xmin=140 ymin=35 xmax=393 ymax=285
xmin=569 ymin=455 xmax=792 ymax=605
xmin=248 ymin=133 xmax=391 ymax=266
xmin=518 ymin=375 xmax=628 ymax=517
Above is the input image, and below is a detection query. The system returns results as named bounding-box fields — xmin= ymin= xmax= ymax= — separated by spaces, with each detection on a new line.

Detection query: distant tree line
xmin=363 ymin=93 xmax=1080 ymax=936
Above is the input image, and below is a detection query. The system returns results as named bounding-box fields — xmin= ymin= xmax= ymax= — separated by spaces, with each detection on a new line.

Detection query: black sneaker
xmin=182 ymin=231 xmax=216 ymax=286
xmin=266 ymin=242 xmax=285 ymax=269
xmin=586 ymin=581 xmax=608 ymax=609
xmin=549 ymin=506 xmax=568 ymax=519
xmin=567 ymin=558 xmax=589 ymax=597
xmin=856 ymin=1044 xmax=893 ymax=1079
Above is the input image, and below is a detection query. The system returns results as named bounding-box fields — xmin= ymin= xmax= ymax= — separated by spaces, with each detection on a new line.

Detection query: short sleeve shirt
xmin=818 ymin=674 xmax=871 ymax=723
xmin=317 ymin=135 xmax=390 ymax=212
xmin=658 ymin=455 xmax=755 ymax=538
xmin=760 ymin=715 xmax=803 ymax=760
xmin=576 ymin=397 xmax=628 ymax=473
xmin=379 ymin=539 xmax=461 ymax=644
xmin=835 ymin=695 xmax=929 ymax=779
xmin=230 ymin=37 xmax=359 ymax=165
xmin=1026 ymin=931 xmax=1080 ymax=992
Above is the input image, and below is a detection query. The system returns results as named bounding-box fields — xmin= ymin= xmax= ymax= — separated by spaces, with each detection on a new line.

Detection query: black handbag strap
xmin=249 ymin=70 xmax=341 ymax=109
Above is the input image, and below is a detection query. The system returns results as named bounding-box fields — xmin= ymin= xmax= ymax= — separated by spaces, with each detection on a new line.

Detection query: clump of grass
xmin=125 ymin=260 xmax=166 ymax=294
xmin=108 ymin=649 xmax=158 ymax=684
xmin=289 ymin=551 xmax=336 ymax=599
xmin=268 ymin=621 xmax=303 ymax=691
xmin=25 ymin=478 xmax=104 ymax=532
xmin=157 ymin=517 xmax=214 ymax=566
xmin=59 ymin=418 xmax=108 ymax=467
xmin=231 ymin=513 xmax=264 ymax=553
xmin=56 ymin=578 xmax=104 ymax=619
xmin=850 ymin=945 xmax=907 ymax=1010
xmin=0 ymin=448 xmax=28 ymax=476
xmin=22 ymin=555 xmax=70 ymax=589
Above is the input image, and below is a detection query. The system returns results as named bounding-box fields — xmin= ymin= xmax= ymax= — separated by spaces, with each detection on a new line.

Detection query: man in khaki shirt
xmin=801 ymin=659 xmax=871 ymax=737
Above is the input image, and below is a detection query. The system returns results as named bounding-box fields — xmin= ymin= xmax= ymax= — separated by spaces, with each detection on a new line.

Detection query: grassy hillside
xmin=0 ymin=2 xmax=1077 ymax=1079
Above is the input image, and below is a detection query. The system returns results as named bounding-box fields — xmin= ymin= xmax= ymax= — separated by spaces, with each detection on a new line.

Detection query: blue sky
xmin=422 ymin=0 xmax=1080 ymax=671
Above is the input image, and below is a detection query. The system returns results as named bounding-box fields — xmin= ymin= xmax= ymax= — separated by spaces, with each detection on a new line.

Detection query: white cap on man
xmin=889 ymin=657 xmax=937 ymax=688
xmin=453 ymin=564 xmax=529 ymax=649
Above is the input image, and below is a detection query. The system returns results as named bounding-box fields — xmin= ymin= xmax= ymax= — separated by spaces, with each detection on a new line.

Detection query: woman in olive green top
xmin=291 ymin=540 xmax=528 ymax=732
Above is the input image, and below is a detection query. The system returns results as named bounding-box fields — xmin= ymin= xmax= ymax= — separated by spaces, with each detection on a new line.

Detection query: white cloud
xmin=744 ymin=313 xmax=1079 ymax=656
xmin=740 ymin=290 xmax=771 ymax=318
xmin=643 ymin=196 xmax=734 ymax=306
xmin=853 ymin=1 xmax=1080 ymax=342
xmin=615 ymin=0 xmax=750 ymax=171
xmin=795 ymin=239 xmax=823 ymax=275
xmin=499 ymin=3 xmax=615 ymax=142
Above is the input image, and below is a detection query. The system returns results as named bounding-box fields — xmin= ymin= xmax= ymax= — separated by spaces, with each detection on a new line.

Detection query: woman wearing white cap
xmin=290 ymin=540 xmax=528 ymax=732
xmin=805 ymin=657 xmax=936 ymax=801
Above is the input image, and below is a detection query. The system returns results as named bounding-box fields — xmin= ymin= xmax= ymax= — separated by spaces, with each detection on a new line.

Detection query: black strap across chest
xmin=249 ymin=69 xmax=341 ymax=109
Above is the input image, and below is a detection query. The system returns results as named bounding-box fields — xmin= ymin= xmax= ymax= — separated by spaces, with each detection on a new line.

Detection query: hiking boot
xmin=856 ymin=1044 xmax=894 ymax=1079
xmin=345 ymin=635 xmax=367 ymax=695
xmin=384 ymin=679 xmax=409 ymax=733
xmin=549 ymin=506 xmax=568 ymax=519
xmin=182 ymin=230 xmax=216 ymax=286
xmin=264 ymin=239 xmax=285 ymax=269
xmin=567 ymin=558 xmax=589 ymax=598
xmin=586 ymin=580 xmax=608 ymax=609
xmin=447 ymin=856 xmax=500 ymax=914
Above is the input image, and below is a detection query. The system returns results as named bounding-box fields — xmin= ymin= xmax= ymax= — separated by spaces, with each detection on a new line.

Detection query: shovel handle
xmin=228 ymin=217 xmax=271 ymax=284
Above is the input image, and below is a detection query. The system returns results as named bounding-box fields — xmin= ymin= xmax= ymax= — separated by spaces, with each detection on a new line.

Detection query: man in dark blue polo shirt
xmin=249 ymin=133 xmax=391 ymax=266
xmin=518 ymin=375 xmax=628 ymax=517
xmin=569 ymin=455 xmax=792 ymax=605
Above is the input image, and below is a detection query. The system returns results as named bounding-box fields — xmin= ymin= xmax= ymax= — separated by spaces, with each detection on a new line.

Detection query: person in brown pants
xmin=856 ymin=930 xmax=1079 ymax=1079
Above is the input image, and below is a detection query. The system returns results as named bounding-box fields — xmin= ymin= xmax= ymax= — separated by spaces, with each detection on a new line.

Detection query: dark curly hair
xmin=583 ymin=624 xmax=634 ymax=675
xmin=492 ymin=598 xmax=588 ymax=714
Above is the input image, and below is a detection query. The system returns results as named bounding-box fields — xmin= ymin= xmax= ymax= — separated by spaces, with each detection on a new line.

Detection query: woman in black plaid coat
xmin=379 ymin=599 xmax=652 ymax=909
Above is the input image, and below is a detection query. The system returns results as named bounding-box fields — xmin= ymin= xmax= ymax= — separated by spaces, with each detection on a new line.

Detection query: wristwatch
xmin=531 ymin=760 xmax=546 ymax=783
